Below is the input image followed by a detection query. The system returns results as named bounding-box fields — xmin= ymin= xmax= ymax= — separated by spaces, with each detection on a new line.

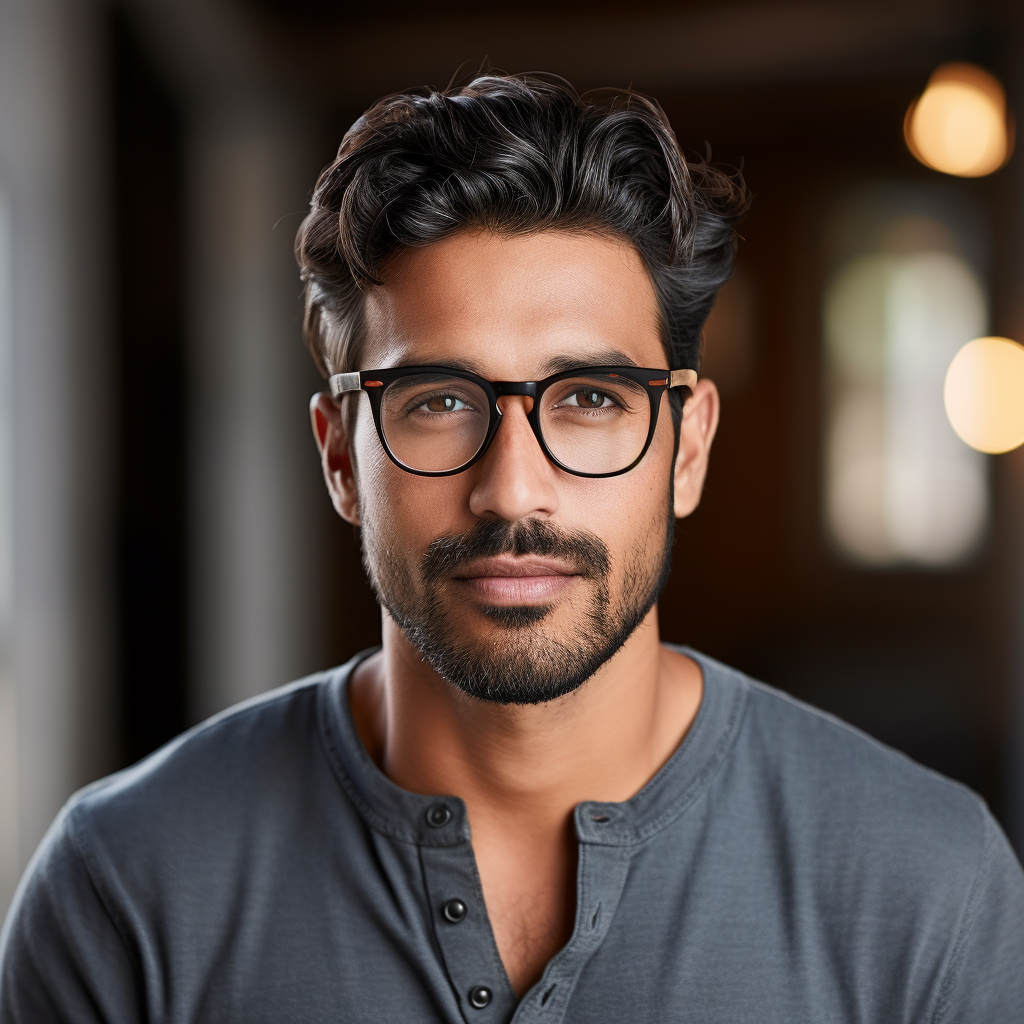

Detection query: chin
xmin=480 ymin=603 xmax=553 ymax=628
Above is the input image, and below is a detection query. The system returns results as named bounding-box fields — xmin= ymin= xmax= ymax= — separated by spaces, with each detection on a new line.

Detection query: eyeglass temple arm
xmin=669 ymin=369 xmax=698 ymax=390
xmin=329 ymin=372 xmax=362 ymax=398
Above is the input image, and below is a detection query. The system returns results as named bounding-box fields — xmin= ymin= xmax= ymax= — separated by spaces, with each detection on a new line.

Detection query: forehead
xmin=360 ymin=229 xmax=666 ymax=375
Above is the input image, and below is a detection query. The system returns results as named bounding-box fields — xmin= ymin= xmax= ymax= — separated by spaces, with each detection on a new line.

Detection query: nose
xmin=467 ymin=396 xmax=560 ymax=522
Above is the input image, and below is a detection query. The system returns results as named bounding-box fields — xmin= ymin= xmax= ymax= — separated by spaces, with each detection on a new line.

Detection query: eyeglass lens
xmin=379 ymin=372 xmax=652 ymax=474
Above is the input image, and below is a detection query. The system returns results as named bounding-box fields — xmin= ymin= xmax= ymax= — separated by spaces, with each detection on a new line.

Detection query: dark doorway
xmin=111 ymin=8 xmax=190 ymax=766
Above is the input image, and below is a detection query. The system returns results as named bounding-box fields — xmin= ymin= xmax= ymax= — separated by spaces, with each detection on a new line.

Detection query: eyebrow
xmin=541 ymin=350 xmax=642 ymax=374
xmin=386 ymin=349 xmax=645 ymax=378
xmin=389 ymin=355 xmax=483 ymax=373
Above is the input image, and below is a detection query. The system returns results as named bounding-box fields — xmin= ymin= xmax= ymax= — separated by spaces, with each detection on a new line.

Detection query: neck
xmin=349 ymin=607 xmax=703 ymax=818
xmin=349 ymin=610 xmax=703 ymax=996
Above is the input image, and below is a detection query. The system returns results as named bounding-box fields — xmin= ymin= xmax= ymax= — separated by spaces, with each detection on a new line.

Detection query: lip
xmin=454 ymin=555 xmax=579 ymax=579
xmin=452 ymin=556 xmax=580 ymax=605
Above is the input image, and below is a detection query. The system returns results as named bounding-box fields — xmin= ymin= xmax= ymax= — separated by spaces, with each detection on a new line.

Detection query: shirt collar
xmin=318 ymin=646 xmax=749 ymax=848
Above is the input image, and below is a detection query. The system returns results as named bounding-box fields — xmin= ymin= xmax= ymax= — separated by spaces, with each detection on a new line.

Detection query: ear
xmin=672 ymin=379 xmax=720 ymax=519
xmin=310 ymin=392 xmax=361 ymax=525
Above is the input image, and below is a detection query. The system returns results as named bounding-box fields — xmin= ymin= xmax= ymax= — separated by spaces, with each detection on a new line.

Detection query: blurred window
xmin=823 ymin=187 xmax=988 ymax=566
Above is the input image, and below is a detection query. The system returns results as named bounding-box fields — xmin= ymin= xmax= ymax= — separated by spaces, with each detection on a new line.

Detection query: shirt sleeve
xmin=929 ymin=811 xmax=1024 ymax=1024
xmin=0 ymin=807 xmax=142 ymax=1024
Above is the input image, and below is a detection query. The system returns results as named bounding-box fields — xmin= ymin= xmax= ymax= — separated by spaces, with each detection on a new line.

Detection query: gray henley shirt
xmin=2 ymin=647 xmax=1023 ymax=1023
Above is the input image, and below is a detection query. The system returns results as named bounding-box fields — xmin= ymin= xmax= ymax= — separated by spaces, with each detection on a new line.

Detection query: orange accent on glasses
xmin=364 ymin=380 xmax=384 ymax=387
xmin=648 ymin=378 xmax=668 ymax=386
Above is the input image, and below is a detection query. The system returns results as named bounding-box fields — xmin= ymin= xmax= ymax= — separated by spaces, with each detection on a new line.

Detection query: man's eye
xmin=563 ymin=389 xmax=614 ymax=410
xmin=420 ymin=394 xmax=471 ymax=413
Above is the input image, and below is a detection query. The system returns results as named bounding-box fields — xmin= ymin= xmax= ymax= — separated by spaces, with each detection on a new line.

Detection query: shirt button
xmin=442 ymin=898 xmax=467 ymax=923
xmin=426 ymin=803 xmax=452 ymax=827
xmin=468 ymin=985 xmax=492 ymax=1009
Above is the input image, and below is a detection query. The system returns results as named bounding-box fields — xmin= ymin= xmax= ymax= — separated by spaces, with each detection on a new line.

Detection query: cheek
xmin=350 ymin=406 xmax=390 ymax=519
xmin=617 ymin=428 xmax=674 ymax=562
xmin=561 ymin=428 xmax=674 ymax=573
xmin=619 ymin=408 xmax=675 ymax=514
xmin=351 ymin=406 xmax=472 ymax=551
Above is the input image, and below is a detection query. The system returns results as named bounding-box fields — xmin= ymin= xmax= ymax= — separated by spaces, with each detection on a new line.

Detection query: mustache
xmin=420 ymin=519 xmax=611 ymax=584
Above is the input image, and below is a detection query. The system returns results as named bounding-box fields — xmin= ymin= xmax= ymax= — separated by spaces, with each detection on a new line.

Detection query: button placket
xmin=420 ymin=844 xmax=517 ymax=1024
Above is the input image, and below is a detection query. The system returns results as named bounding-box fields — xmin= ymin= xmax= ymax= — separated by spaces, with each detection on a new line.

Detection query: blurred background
xmin=3 ymin=0 xmax=1024 ymax=917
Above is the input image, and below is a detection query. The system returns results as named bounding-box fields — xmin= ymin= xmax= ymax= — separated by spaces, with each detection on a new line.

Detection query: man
xmin=2 ymin=74 xmax=1022 ymax=1023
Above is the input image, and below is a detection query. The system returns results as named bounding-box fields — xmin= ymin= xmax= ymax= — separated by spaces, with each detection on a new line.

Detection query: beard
xmin=361 ymin=493 xmax=675 ymax=705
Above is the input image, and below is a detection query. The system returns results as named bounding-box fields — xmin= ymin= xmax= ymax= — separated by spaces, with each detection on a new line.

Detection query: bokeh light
xmin=904 ymin=63 xmax=1012 ymax=177
xmin=944 ymin=336 xmax=1024 ymax=454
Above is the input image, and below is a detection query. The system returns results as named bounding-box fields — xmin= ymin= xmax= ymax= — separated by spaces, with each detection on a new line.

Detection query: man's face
xmin=349 ymin=229 xmax=679 ymax=704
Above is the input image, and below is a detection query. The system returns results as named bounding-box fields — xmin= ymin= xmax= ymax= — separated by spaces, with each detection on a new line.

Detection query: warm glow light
xmin=905 ymin=63 xmax=1012 ymax=177
xmin=944 ymin=336 xmax=1024 ymax=453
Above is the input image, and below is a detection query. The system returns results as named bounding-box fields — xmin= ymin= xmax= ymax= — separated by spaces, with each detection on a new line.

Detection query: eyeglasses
xmin=329 ymin=364 xmax=698 ymax=478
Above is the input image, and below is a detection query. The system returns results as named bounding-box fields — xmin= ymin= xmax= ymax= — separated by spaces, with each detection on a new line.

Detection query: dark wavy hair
xmin=295 ymin=73 xmax=748 ymax=388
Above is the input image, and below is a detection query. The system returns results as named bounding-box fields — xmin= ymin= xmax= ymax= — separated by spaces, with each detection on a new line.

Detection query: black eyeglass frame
xmin=328 ymin=364 xmax=699 ymax=479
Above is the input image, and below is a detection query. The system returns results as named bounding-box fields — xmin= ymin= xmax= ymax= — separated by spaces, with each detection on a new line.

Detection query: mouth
xmin=451 ymin=555 xmax=580 ymax=605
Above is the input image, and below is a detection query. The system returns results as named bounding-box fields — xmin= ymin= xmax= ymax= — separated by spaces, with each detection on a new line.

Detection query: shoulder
xmin=690 ymin=650 xmax=1020 ymax=897
xmin=735 ymin=664 xmax=989 ymax=840
xmin=77 ymin=672 xmax=327 ymax=812
xmin=689 ymin=649 xmax=991 ymax=832
xmin=54 ymin=668 xmax=349 ymax=891
xmin=0 ymin=669 xmax=346 ymax=1011
xmin=686 ymin=651 xmax=1024 ymax=1014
